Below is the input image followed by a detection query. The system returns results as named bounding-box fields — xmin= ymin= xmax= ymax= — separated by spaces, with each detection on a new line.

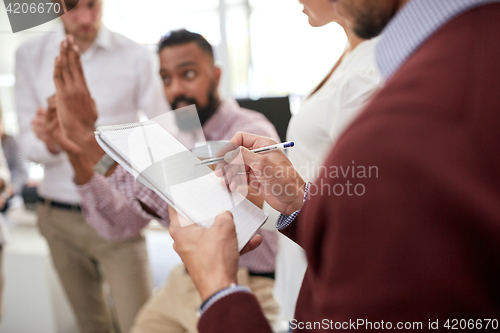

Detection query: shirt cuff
xmin=276 ymin=182 xmax=311 ymax=230
xmin=197 ymin=284 xmax=251 ymax=317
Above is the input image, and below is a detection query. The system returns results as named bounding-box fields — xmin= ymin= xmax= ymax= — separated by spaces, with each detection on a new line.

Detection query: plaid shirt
xmin=78 ymin=99 xmax=279 ymax=273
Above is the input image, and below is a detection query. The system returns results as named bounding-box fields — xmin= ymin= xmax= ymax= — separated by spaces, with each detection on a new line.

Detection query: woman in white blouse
xmin=274 ymin=0 xmax=383 ymax=320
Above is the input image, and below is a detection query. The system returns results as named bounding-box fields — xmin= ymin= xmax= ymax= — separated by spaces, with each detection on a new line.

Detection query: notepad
xmin=95 ymin=118 xmax=269 ymax=251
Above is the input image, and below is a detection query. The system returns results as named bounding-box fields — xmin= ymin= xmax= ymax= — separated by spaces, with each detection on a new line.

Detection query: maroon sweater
xmin=199 ymin=4 xmax=500 ymax=332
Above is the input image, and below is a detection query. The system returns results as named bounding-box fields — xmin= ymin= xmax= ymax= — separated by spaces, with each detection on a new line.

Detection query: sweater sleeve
xmin=198 ymin=292 xmax=272 ymax=333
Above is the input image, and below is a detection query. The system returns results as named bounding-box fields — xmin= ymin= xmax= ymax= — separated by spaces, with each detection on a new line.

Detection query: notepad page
xmin=96 ymin=132 xmax=180 ymax=212
xmin=96 ymin=121 xmax=268 ymax=250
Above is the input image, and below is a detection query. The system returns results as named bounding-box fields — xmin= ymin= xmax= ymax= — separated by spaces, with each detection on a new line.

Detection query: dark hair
xmin=158 ymin=29 xmax=214 ymax=60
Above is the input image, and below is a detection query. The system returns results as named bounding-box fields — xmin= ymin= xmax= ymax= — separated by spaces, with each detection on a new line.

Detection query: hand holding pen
xmin=213 ymin=133 xmax=306 ymax=216
xmin=196 ymin=141 xmax=295 ymax=166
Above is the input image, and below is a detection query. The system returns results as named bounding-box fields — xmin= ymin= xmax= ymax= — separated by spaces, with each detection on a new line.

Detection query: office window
xmin=248 ymin=1 xmax=346 ymax=97
xmin=103 ymin=0 xmax=221 ymax=44
xmin=102 ymin=0 xmax=347 ymax=99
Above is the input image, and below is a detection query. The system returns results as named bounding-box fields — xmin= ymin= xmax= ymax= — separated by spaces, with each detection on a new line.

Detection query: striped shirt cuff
xmin=198 ymin=284 xmax=251 ymax=317
xmin=276 ymin=182 xmax=311 ymax=230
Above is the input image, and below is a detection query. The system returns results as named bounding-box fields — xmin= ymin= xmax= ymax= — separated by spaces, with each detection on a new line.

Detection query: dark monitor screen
xmin=236 ymin=96 xmax=291 ymax=143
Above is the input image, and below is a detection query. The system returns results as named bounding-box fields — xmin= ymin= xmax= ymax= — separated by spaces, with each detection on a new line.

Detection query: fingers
xmin=217 ymin=156 xmax=250 ymax=191
xmin=216 ymin=150 xmax=268 ymax=192
xmin=214 ymin=160 xmax=250 ymax=178
xmin=223 ymin=148 xmax=240 ymax=163
xmin=214 ymin=147 xmax=254 ymax=178
xmin=168 ymin=206 xmax=184 ymax=243
xmin=59 ymin=37 xmax=73 ymax=85
xmin=223 ymin=169 xmax=249 ymax=190
xmin=220 ymin=147 xmax=267 ymax=189
xmin=53 ymin=56 xmax=64 ymax=90
xmin=36 ymin=107 xmax=47 ymax=117
xmin=54 ymin=35 xmax=86 ymax=93
xmin=73 ymin=44 xmax=84 ymax=77
xmin=34 ymin=108 xmax=49 ymax=129
xmin=213 ymin=134 xmax=277 ymax=178
xmin=45 ymin=107 xmax=57 ymax=122
xmin=44 ymin=101 xmax=57 ymax=128
xmin=215 ymin=141 xmax=239 ymax=158
xmin=229 ymin=132 xmax=277 ymax=150
xmin=212 ymin=211 xmax=234 ymax=227
xmin=168 ymin=205 xmax=196 ymax=229
xmin=45 ymin=113 xmax=58 ymax=134
xmin=211 ymin=211 xmax=238 ymax=243
xmin=168 ymin=205 xmax=181 ymax=228
xmin=66 ymin=35 xmax=87 ymax=88
xmin=67 ymin=42 xmax=79 ymax=80
xmin=238 ymin=147 xmax=268 ymax=166
xmin=47 ymin=95 xmax=57 ymax=112
xmin=222 ymin=147 xmax=268 ymax=171
xmin=240 ymin=234 xmax=263 ymax=255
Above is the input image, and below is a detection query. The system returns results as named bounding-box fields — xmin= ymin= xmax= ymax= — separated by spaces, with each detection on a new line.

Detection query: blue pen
xmin=195 ymin=141 xmax=295 ymax=166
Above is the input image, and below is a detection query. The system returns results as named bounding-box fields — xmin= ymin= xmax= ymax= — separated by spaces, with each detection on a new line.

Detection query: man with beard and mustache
xmin=165 ymin=0 xmax=500 ymax=332
xmin=44 ymin=30 xmax=281 ymax=332
xmin=15 ymin=0 xmax=167 ymax=331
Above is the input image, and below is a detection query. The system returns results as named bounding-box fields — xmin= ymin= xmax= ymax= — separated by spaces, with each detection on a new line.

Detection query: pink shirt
xmin=78 ymin=99 xmax=280 ymax=272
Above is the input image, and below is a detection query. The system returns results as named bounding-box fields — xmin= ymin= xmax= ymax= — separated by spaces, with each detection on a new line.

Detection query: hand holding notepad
xmin=168 ymin=208 xmax=264 ymax=301
xmin=95 ymin=117 xmax=269 ymax=251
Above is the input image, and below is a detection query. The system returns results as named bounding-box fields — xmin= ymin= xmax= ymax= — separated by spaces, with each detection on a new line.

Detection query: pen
xmin=195 ymin=141 xmax=295 ymax=166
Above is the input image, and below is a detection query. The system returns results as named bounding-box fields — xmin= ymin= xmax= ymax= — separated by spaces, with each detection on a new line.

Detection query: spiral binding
xmin=96 ymin=120 xmax=155 ymax=132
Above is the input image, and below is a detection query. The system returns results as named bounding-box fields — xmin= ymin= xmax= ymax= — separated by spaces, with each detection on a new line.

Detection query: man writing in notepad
xmin=47 ymin=30 xmax=281 ymax=333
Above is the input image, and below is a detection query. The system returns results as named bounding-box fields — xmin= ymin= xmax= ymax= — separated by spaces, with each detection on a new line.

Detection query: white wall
xmin=0 ymin=5 xmax=59 ymax=76
xmin=0 ymin=5 xmax=60 ymax=135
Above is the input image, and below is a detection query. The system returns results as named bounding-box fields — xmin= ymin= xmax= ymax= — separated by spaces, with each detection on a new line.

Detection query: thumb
xmin=240 ymin=234 xmax=263 ymax=255
xmin=168 ymin=205 xmax=196 ymax=228
xmin=47 ymin=104 xmax=57 ymax=118
xmin=211 ymin=211 xmax=238 ymax=244
xmin=168 ymin=205 xmax=181 ymax=229
xmin=36 ymin=107 xmax=47 ymax=116
xmin=224 ymin=147 xmax=267 ymax=172
xmin=212 ymin=211 xmax=234 ymax=228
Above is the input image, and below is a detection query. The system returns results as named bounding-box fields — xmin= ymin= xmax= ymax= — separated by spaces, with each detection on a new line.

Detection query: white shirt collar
xmin=93 ymin=25 xmax=113 ymax=50
xmin=54 ymin=24 xmax=113 ymax=51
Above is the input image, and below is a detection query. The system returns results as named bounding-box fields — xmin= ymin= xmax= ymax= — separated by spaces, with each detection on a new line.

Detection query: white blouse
xmin=275 ymin=37 xmax=383 ymax=321
xmin=287 ymin=37 xmax=382 ymax=182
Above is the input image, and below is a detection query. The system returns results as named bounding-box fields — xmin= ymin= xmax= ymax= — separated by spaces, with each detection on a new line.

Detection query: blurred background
xmin=1 ymin=0 xmax=347 ymax=134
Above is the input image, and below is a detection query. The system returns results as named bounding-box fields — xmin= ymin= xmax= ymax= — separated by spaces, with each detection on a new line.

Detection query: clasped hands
xmin=32 ymin=35 xmax=98 ymax=158
xmin=170 ymin=132 xmax=306 ymax=302
xmin=53 ymin=35 xmax=97 ymax=147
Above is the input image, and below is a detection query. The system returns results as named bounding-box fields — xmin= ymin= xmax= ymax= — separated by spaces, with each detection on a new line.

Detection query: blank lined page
xmin=97 ymin=120 xmax=268 ymax=250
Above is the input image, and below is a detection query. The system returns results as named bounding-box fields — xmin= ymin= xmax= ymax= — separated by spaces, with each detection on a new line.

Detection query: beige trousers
xmin=37 ymin=202 xmax=153 ymax=333
xmin=131 ymin=264 xmax=280 ymax=333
